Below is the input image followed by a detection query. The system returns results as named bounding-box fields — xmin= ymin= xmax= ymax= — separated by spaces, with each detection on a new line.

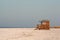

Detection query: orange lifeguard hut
xmin=35 ymin=20 xmax=50 ymax=30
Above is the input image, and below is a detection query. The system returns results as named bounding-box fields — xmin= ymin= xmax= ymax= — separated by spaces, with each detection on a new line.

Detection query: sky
xmin=0 ymin=0 xmax=60 ymax=28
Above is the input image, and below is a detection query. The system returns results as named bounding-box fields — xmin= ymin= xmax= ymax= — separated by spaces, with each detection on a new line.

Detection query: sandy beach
xmin=0 ymin=28 xmax=60 ymax=40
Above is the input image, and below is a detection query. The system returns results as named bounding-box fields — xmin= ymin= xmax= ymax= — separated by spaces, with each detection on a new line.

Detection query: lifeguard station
xmin=35 ymin=20 xmax=50 ymax=30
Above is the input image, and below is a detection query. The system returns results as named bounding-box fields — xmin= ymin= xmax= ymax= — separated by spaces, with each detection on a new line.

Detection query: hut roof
xmin=41 ymin=20 xmax=49 ymax=22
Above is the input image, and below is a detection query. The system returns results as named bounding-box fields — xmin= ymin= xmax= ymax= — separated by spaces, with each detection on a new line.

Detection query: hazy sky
xmin=0 ymin=0 xmax=60 ymax=28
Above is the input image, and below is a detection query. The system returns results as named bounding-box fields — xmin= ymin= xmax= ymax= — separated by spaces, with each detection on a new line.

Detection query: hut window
xmin=42 ymin=22 xmax=46 ymax=25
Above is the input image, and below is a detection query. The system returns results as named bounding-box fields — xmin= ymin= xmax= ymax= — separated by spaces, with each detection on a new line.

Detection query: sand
xmin=0 ymin=28 xmax=60 ymax=40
